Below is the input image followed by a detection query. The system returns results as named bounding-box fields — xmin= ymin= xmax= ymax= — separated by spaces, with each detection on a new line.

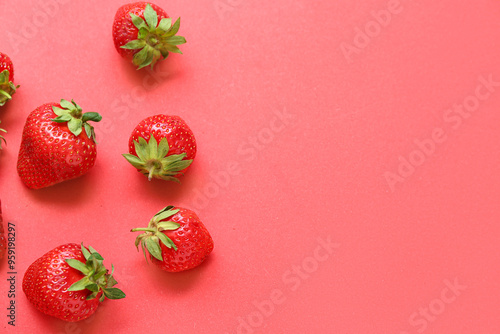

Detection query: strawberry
xmin=17 ymin=99 xmax=102 ymax=189
xmin=131 ymin=206 xmax=213 ymax=272
xmin=0 ymin=52 xmax=19 ymax=106
xmin=123 ymin=114 xmax=196 ymax=182
xmin=112 ymin=2 xmax=186 ymax=69
xmin=0 ymin=200 xmax=6 ymax=260
xmin=23 ymin=243 xmax=125 ymax=322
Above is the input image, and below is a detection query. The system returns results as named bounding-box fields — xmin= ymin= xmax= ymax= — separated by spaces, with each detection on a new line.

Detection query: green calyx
xmin=0 ymin=70 xmax=19 ymax=107
xmin=121 ymin=3 xmax=186 ymax=69
xmin=51 ymin=99 xmax=102 ymax=142
xmin=65 ymin=243 xmax=126 ymax=302
xmin=131 ymin=206 xmax=181 ymax=262
xmin=0 ymin=121 xmax=6 ymax=149
xmin=122 ymin=135 xmax=193 ymax=182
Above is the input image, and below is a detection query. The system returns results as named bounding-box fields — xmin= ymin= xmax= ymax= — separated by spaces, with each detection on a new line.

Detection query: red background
xmin=1 ymin=0 xmax=500 ymax=333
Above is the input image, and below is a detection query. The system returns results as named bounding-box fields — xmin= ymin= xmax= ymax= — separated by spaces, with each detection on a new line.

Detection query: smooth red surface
xmin=0 ymin=0 xmax=499 ymax=333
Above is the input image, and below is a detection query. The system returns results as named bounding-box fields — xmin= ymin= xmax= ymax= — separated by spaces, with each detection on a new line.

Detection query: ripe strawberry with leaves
xmin=131 ymin=206 xmax=213 ymax=272
xmin=23 ymin=243 xmax=125 ymax=322
xmin=0 ymin=52 xmax=19 ymax=106
xmin=113 ymin=2 xmax=186 ymax=69
xmin=123 ymin=114 xmax=196 ymax=182
xmin=17 ymin=99 xmax=102 ymax=189
xmin=0 ymin=200 xmax=6 ymax=260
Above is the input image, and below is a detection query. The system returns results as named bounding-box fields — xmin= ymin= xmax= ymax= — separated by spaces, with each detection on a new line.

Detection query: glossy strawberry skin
xmin=22 ymin=243 xmax=101 ymax=322
xmin=0 ymin=200 xmax=6 ymax=260
xmin=17 ymin=102 xmax=97 ymax=189
xmin=113 ymin=2 xmax=169 ymax=60
xmin=0 ymin=53 xmax=15 ymax=81
xmin=128 ymin=114 xmax=196 ymax=175
xmin=153 ymin=207 xmax=213 ymax=272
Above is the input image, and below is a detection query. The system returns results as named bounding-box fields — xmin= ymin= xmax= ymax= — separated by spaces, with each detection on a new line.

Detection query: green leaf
xmin=157 ymin=137 xmax=170 ymax=157
xmin=90 ymin=127 xmax=97 ymax=143
xmin=132 ymin=46 xmax=150 ymax=68
xmin=148 ymin=135 xmax=158 ymax=158
xmin=146 ymin=238 xmax=163 ymax=261
xmin=99 ymin=294 xmax=106 ymax=302
xmin=72 ymin=99 xmax=82 ymax=111
xmin=51 ymin=114 xmax=72 ymax=123
xmin=123 ymin=154 xmax=145 ymax=168
xmin=134 ymin=137 xmax=149 ymax=161
xmin=154 ymin=209 xmax=179 ymax=222
xmin=167 ymin=159 xmax=192 ymax=171
xmin=68 ymin=118 xmax=83 ymax=137
xmin=156 ymin=232 xmax=177 ymax=251
xmin=130 ymin=13 xmax=147 ymax=30
xmin=159 ymin=175 xmax=181 ymax=183
xmin=159 ymin=48 xmax=170 ymax=59
xmin=59 ymin=99 xmax=75 ymax=111
xmin=153 ymin=206 xmax=176 ymax=217
xmin=164 ymin=45 xmax=183 ymax=54
xmin=138 ymin=48 xmax=155 ymax=70
xmin=138 ymin=27 xmax=149 ymax=39
xmin=65 ymin=259 xmax=90 ymax=275
xmin=84 ymin=123 xmax=92 ymax=139
xmin=121 ymin=39 xmax=146 ymax=50
xmin=157 ymin=17 xmax=172 ymax=32
xmin=161 ymin=153 xmax=186 ymax=165
xmin=144 ymin=3 xmax=158 ymax=29
xmin=81 ymin=244 xmax=91 ymax=260
xmin=164 ymin=17 xmax=181 ymax=37
xmin=106 ymin=275 xmax=118 ymax=288
xmin=86 ymin=283 xmax=99 ymax=293
xmin=52 ymin=106 xmax=68 ymax=116
xmin=157 ymin=221 xmax=180 ymax=231
xmin=0 ymin=89 xmax=12 ymax=100
xmin=86 ymin=291 xmax=99 ymax=300
xmin=141 ymin=240 xmax=149 ymax=263
xmin=82 ymin=112 xmax=102 ymax=123
xmin=67 ymin=277 xmax=90 ymax=291
xmin=102 ymin=288 xmax=126 ymax=300
xmin=88 ymin=248 xmax=104 ymax=261
xmin=166 ymin=36 xmax=186 ymax=46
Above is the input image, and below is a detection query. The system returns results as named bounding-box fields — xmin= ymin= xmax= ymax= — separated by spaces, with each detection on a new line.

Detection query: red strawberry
xmin=112 ymin=2 xmax=186 ymax=69
xmin=123 ymin=114 xmax=196 ymax=182
xmin=0 ymin=52 xmax=19 ymax=106
xmin=0 ymin=200 xmax=6 ymax=260
xmin=17 ymin=99 xmax=102 ymax=189
xmin=23 ymin=243 xmax=125 ymax=322
xmin=131 ymin=206 xmax=213 ymax=272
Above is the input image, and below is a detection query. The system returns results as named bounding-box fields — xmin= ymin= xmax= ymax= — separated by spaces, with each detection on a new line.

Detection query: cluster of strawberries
xmin=0 ymin=2 xmax=214 ymax=323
